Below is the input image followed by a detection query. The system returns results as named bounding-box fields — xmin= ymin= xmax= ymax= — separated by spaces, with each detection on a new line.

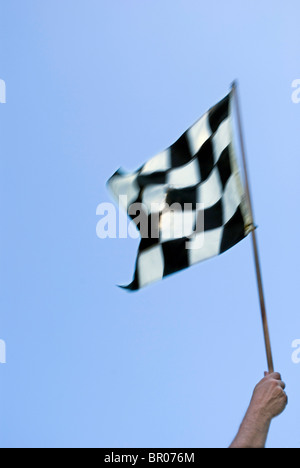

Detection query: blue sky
xmin=0 ymin=0 xmax=299 ymax=448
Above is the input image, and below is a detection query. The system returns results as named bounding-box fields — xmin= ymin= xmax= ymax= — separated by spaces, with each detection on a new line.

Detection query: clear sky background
xmin=0 ymin=0 xmax=299 ymax=448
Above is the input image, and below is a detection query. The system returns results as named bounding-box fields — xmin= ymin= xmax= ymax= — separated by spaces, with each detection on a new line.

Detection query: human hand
xmin=248 ymin=372 xmax=288 ymax=423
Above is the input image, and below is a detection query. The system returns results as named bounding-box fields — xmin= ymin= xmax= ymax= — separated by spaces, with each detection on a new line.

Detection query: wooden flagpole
xmin=231 ymin=81 xmax=274 ymax=373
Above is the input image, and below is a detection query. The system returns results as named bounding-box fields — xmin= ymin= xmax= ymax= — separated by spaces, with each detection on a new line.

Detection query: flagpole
xmin=231 ymin=81 xmax=274 ymax=374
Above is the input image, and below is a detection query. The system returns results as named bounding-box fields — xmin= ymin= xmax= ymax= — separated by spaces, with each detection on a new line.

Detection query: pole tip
xmin=231 ymin=80 xmax=238 ymax=90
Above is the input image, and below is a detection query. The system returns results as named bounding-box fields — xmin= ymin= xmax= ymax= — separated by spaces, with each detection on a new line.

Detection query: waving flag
xmin=108 ymin=90 xmax=253 ymax=290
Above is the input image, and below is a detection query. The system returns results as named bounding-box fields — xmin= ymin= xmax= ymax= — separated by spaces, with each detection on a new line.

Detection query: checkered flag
xmin=108 ymin=90 xmax=253 ymax=290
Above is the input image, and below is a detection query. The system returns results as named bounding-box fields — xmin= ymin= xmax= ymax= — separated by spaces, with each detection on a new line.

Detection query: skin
xmin=230 ymin=372 xmax=288 ymax=449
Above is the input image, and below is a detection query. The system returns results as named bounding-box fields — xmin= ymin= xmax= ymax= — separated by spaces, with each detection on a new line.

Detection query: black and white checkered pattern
xmin=108 ymin=91 xmax=253 ymax=290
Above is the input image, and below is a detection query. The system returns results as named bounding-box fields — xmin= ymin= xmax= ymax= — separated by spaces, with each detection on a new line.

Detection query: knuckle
xmin=280 ymin=389 xmax=287 ymax=402
xmin=272 ymin=372 xmax=281 ymax=380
